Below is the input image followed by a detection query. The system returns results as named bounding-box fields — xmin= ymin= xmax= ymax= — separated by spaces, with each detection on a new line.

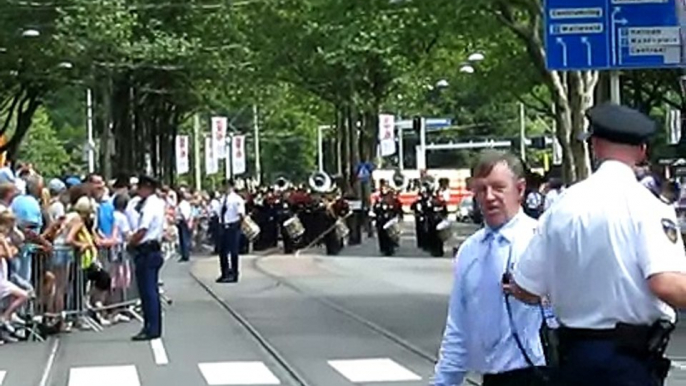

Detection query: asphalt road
xmin=4 ymin=219 xmax=686 ymax=386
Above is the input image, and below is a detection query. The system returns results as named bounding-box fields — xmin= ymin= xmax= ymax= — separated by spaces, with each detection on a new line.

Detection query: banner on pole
xmin=175 ymin=135 xmax=190 ymax=174
xmin=204 ymin=136 xmax=218 ymax=175
xmin=211 ymin=116 xmax=227 ymax=159
xmin=232 ymin=135 xmax=246 ymax=175
xmin=378 ymin=114 xmax=396 ymax=157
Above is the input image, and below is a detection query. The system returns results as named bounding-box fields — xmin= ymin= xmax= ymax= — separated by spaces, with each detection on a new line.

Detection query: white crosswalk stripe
xmin=198 ymin=361 xmax=280 ymax=385
xmin=68 ymin=365 xmax=141 ymax=386
xmin=327 ymin=358 xmax=422 ymax=383
xmin=0 ymin=370 xmax=6 ymax=385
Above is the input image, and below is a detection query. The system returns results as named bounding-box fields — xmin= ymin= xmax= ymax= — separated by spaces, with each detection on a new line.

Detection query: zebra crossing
xmin=0 ymin=357 xmax=424 ymax=386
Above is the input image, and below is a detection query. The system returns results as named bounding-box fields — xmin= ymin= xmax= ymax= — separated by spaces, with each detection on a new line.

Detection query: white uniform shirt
xmin=215 ymin=191 xmax=245 ymax=224
xmin=514 ymin=160 xmax=686 ymax=329
xmin=134 ymin=195 xmax=166 ymax=243
xmin=434 ymin=212 xmax=545 ymax=386
xmin=209 ymin=199 xmax=220 ymax=218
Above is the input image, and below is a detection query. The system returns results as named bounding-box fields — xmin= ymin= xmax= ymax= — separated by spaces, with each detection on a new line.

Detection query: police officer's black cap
xmin=222 ymin=178 xmax=234 ymax=187
xmin=137 ymin=175 xmax=159 ymax=189
xmin=579 ymin=102 xmax=656 ymax=145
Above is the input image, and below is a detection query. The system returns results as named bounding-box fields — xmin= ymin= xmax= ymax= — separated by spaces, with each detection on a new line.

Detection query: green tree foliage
xmin=17 ymin=106 xmax=72 ymax=176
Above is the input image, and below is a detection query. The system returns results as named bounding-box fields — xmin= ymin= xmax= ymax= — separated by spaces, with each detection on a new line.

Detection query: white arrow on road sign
xmin=556 ymin=37 xmax=568 ymax=67
xmin=581 ymin=36 xmax=592 ymax=66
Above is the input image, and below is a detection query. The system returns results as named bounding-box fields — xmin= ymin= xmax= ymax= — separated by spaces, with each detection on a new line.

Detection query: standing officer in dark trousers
xmin=512 ymin=103 xmax=686 ymax=386
xmin=215 ymin=179 xmax=245 ymax=283
xmin=127 ymin=175 xmax=166 ymax=341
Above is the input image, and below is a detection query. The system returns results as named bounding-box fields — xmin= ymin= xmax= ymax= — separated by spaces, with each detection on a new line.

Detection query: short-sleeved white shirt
xmin=514 ymin=160 xmax=686 ymax=328
xmin=215 ymin=192 xmax=245 ymax=224
xmin=136 ymin=195 xmax=166 ymax=243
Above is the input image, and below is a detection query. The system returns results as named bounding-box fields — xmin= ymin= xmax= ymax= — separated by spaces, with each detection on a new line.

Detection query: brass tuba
xmin=273 ymin=177 xmax=291 ymax=192
xmin=390 ymin=169 xmax=408 ymax=192
xmin=309 ymin=171 xmax=333 ymax=193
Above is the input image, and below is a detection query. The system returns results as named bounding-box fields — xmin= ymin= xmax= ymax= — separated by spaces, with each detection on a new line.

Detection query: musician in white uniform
xmin=214 ymin=179 xmax=245 ymax=283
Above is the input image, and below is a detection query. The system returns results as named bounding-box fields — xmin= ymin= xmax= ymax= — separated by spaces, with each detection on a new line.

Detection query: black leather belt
xmin=135 ymin=240 xmax=161 ymax=253
xmin=222 ymin=221 xmax=240 ymax=228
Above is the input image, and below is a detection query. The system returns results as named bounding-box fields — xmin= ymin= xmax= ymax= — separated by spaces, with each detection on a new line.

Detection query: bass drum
xmin=242 ymin=216 xmax=261 ymax=242
xmin=382 ymin=217 xmax=401 ymax=243
xmin=283 ymin=216 xmax=305 ymax=240
xmin=335 ymin=218 xmax=350 ymax=239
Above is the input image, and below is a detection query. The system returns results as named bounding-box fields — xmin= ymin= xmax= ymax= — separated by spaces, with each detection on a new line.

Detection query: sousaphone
xmin=309 ymin=171 xmax=333 ymax=193
xmin=390 ymin=169 xmax=409 ymax=192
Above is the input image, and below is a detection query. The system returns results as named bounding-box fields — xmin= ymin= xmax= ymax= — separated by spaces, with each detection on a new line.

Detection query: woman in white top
xmin=0 ymin=210 xmax=29 ymax=336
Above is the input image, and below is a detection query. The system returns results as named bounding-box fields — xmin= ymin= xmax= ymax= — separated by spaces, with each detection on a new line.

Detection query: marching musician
xmin=214 ymin=179 xmax=245 ymax=284
xmin=426 ymin=186 xmax=449 ymax=257
xmin=372 ymin=179 xmax=403 ymax=256
xmin=322 ymin=189 xmax=350 ymax=255
xmin=411 ymin=185 xmax=432 ymax=250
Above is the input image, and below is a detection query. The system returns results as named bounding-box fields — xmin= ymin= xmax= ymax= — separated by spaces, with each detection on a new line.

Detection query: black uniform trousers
xmin=554 ymin=339 xmax=658 ymax=386
xmin=133 ymin=243 xmax=163 ymax=337
xmin=218 ymin=222 xmax=241 ymax=278
xmin=483 ymin=367 xmax=546 ymax=386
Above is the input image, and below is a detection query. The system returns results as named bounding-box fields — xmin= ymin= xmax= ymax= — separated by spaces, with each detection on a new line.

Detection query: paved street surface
xmin=3 ymin=219 xmax=686 ymax=386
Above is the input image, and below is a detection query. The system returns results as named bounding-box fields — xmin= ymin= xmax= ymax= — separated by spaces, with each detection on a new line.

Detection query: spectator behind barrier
xmin=0 ymin=210 xmax=29 ymax=341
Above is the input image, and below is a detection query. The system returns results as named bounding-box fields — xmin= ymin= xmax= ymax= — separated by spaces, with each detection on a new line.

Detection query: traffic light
xmin=412 ymin=116 xmax=421 ymax=135
xmin=531 ymin=136 xmax=546 ymax=149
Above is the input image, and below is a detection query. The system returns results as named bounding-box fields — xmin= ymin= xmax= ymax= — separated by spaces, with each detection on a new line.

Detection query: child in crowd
xmin=109 ymin=194 xmax=131 ymax=324
xmin=0 ymin=210 xmax=29 ymax=342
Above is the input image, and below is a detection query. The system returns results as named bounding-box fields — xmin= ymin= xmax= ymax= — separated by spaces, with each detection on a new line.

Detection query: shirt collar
xmin=597 ymin=159 xmax=637 ymax=182
xmin=481 ymin=210 xmax=524 ymax=244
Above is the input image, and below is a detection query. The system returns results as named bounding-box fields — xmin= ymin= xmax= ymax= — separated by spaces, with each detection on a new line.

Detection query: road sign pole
xmin=519 ymin=103 xmax=526 ymax=161
xmin=398 ymin=127 xmax=404 ymax=170
xmin=610 ymin=71 xmax=621 ymax=104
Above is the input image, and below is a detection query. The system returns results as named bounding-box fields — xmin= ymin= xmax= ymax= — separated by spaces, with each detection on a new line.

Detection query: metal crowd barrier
xmin=3 ymin=245 xmax=147 ymax=340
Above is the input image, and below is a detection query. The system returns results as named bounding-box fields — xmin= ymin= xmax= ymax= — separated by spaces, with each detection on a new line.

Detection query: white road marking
xmin=672 ymin=360 xmax=686 ymax=370
xmin=150 ymin=338 xmax=169 ymax=365
xmin=198 ymin=361 xmax=280 ymax=385
xmin=0 ymin=370 xmax=6 ymax=385
xmin=39 ymin=338 xmax=60 ymax=386
xmin=68 ymin=365 xmax=141 ymax=386
xmin=327 ymin=358 xmax=422 ymax=383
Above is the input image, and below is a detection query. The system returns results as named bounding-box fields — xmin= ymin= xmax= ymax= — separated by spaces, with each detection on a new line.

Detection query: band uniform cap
xmin=137 ymin=175 xmax=159 ymax=189
xmin=579 ymin=102 xmax=657 ymax=145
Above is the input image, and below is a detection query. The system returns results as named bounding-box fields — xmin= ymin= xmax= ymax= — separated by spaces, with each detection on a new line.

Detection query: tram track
xmin=193 ymin=241 xmax=479 ymax=386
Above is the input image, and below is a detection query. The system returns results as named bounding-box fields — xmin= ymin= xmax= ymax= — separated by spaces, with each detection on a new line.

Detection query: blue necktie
xmin=479 ymin=230 xmax=505 ymax=352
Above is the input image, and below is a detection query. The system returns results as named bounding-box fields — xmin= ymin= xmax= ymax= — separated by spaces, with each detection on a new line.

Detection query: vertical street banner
xmin=204 ymin=136 xmax=218 ymax=175
xmin=211 ymin=116 xmax=227 ymax=159
xmin=378 ymin=114 xmax=396 ymax=157
xmin=232 ymin=135 xmax=246 ymax=175
xmin=175 ymin=135 xmax=190 ymax=174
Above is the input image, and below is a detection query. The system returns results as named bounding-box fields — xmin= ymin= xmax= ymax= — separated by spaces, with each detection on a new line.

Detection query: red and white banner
xmin=175 ymin=135 xmax=190 ymax=175
xmin=211 ymin=116 xmax=227 ymax=159
xmin=232 ymin=135 xmax=246 ymax=175
xmin=378 ymin=114 xmax=396 ymax=157
xmin=204 ymin=136 xmax=218 ymax=175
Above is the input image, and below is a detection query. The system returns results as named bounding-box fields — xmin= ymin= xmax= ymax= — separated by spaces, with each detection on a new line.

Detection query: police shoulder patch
xmin=661 ymin=218 xmax=679 ymax=244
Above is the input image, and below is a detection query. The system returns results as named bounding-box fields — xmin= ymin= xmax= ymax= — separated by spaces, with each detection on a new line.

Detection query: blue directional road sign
xmin=545 ymin=0 xmax=684 ymax=71
xmin=356 ymin=162 xmax=374 ymax=182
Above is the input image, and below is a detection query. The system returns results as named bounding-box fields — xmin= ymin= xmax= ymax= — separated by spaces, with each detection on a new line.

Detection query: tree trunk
xmin=548 ymin=70 xmax=597 ymax=184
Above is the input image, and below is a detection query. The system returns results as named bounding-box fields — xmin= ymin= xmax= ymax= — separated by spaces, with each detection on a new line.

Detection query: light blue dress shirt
xmin=434 ymin=212 xmax=546 ymax=386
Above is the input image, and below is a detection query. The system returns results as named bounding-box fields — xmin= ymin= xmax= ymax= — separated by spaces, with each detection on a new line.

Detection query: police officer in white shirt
xmin=512 ymin=103 xmax=686 ymax=386
xmin=434 ymin=150 xmax=546 ymax=386
xmin=127 ymin=175 xmax=166 ymax=341
xmin=214 ymin=179 xmax=245 ymax=283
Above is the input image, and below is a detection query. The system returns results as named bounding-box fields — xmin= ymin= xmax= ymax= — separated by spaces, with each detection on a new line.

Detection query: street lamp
xmin=436 ymin=79 xmax=449 ymax=88
xmin=22 ymin=29 xmax=40 ymax=38
xmin=58 ymin=61 xmax=73 ymax=69
xmin=459 ymin=64 xmax=475 ymax=74
xmin=468 ymin=52 xmax=485 ymax=62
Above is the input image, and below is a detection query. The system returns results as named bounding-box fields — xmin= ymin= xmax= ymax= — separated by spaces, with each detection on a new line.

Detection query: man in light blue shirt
xmin=434 ymin=150 xmax=546 ymax=386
